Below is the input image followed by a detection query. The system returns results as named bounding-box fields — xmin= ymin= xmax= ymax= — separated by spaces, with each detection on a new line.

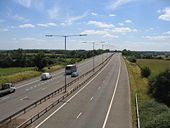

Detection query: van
xmin=65 ymin=65 xmax=77 ymax=75
xmin=0 ymin=83 xmax=16 ymax=96
xmin=41 ymin=73 xmax=52 ymax=80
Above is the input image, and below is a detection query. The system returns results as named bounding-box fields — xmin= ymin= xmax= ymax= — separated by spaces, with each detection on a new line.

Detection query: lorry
xmin=0 ymin=83 xmax=16 ymax=96
xmin=65 ymin=65 xmax=77 ymax=75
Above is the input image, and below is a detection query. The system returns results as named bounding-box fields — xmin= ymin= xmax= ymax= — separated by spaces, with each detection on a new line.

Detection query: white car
xmin=41 ymin=73 xmax=52 ymax=80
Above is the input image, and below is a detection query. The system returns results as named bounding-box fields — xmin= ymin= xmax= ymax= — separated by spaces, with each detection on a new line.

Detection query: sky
xmin=0 ymin=0 xmax=170 ymax=51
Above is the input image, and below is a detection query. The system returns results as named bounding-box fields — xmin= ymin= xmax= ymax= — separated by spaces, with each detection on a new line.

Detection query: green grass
xmin=0 ymin=67 xmax=36 ymax=76
xmin=137 ymin=59 xmax=170 ymax=78
xmin=124 ymin=57 xmax=153 ymax=128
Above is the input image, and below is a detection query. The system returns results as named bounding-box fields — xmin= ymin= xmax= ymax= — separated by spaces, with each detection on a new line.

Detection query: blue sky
xmin=0 ymin=0 xmax=170 ymax=51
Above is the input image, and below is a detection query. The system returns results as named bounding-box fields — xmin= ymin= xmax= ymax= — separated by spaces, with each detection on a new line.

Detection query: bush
xmin=127 ymin=56 xmax=137 ymax=63
xmin=139 ymin=101 xmax=170 ymax=128
xmin=149 ymin=69 xmax=170 ymax=106
xmin=141 ymin=66 xmax=151 ymax=78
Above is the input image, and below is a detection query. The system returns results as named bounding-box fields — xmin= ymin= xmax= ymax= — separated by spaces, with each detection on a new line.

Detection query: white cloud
xmin=109 ymin=14 xmax=116 ymax=17
xmin=164 ymin=31 xmax=170 ymax=34
xmin=111 ymin=27 xmax=137 ymax=32
xmin=81 ymin=30 xmax=108 ymax=35
xmin=118 ymin=23 xmax=124 ymax=26
xmin=88 ymin=21 xmax=114 ymax=28
xmin=107 ymin=0 xmax=135 ymax=9
xmin=65 ymin=13 xmax=87 ymax=25
xmin=125 ymin=19 xmax=132 ymax=23
xmin=81 ymin=30 xmax=118 ymax=38
xmin=116 ymin=41 xmax=170 ymax=51
xmin=20 ymin=37 xmax=44 ymax=42
xmin=103 ymin=34 xmax=119 ymax=38
xmin=37 ymin=22 xmax=57 ymax=27
xmin=144 ymin=35 xmax=170 ymax=40
xmin=91 ymin=12 xmax=97 ymax=16
xmin=47 ymin=7 xmax=59 ymax=20
xmin=158 ymin=7 xmax=170 ymax=21
xmin=15 ymin=0 xmax=32 ymax=8
xmin=19 ymin=24 xmax=35 ymax=28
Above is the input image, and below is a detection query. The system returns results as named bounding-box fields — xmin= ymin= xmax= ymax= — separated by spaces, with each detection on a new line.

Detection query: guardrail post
xmin=135 ymin=93 xmax=141 ymax=128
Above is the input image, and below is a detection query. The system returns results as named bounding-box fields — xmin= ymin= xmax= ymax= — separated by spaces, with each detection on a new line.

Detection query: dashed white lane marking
xmin=16 ymin=80 xmax=39 ymax=89
xmin=90 ymin=97 xmax=94 ymax=101
xmin=42 ymin=87 xmax=47 ymax=90
xmin=20 ymin=96 xmax=28 ymax=101
xmin=1 ymin=96 xmax=10 ymax=101
xmin=76 ymin=112 xmax=82 ymax=119
xmin=25 ymin=88 xmax=29 ymax=91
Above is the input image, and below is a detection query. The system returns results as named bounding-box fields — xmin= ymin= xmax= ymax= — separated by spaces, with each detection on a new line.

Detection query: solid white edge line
xmin=35 ymin=55 xmax=112 ymax=128
xmin=102 ymin=55 xmax=121 ymax=128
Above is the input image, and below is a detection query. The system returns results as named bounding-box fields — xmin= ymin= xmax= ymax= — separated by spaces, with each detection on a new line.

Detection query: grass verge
xmin=0 ymin=65 xmax=64 ymax=88
xmin=0 ymin=67 xmax=36 ymax=76
xmin=124 ymin=57 xmax=153 ymax=128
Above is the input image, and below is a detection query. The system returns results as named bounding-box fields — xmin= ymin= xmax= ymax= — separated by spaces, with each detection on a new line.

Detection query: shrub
xmin=127 ymin=56 xmax=137 ymax=63
xmin=139 ymin=101 xmax=170 ymax=128
xmin=149 ymin=69 xmax=170 ymax=106
xmin=141 ymin=66 xmax=151 ymax=78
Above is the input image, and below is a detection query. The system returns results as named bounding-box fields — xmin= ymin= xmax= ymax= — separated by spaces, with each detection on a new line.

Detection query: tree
xmin=127 ymin=56 xmax=136 ymax=63
xmin=13 ymin=48 xmax=27 ymax=67
xmin=33 ymin=52 xmax=49 ymax=71
xmin=141 ymin=66 xmax=151 ymax=78
xmin=149 ymin=69 xmax=170 ymax=106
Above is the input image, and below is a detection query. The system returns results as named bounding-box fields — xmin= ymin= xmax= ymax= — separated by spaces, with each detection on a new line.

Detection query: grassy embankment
xmin=125 ymin=58 xmax=170 ymax=128
xmin=0 ymin=65 xmax=63 ymax=88
xmin=124 ymin=57 xmax=152 ymax=128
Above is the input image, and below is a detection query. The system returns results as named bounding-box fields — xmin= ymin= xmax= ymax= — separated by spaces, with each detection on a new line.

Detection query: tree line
xmin=0 ymin=48 xmax=109 ymax=70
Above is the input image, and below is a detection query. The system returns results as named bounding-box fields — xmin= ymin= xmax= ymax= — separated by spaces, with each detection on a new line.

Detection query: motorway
xmin=31 ymin=53 xmax=131 ymax=128
xmin=0 ymin=53 xmax=110 ymax=121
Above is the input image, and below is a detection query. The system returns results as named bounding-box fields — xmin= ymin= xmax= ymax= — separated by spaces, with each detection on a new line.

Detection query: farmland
xmin=0 ymin=67 xmax=36 ymax=76
xmin=137 ymin=59 xmax=170 ymax=78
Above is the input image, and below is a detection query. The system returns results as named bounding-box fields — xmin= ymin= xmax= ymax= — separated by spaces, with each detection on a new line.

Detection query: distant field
xmin=0 ymin=67 xmax=36 ymax=76
xmin=137 ymin=59 xmax=170 ymax=78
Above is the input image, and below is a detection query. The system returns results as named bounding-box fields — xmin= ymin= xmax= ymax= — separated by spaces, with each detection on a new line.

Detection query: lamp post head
xmin=45 ymin=35 xmax=53 ymax=37
xmin=80 ymin=34 xmax=87 ymax=36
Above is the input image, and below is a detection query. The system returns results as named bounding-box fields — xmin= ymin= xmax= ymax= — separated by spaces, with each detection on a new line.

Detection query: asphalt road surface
xmin=0 ymin=53 xmax=111 ymax=121
xmin=32 ymin=53 xmax=131 ymax=128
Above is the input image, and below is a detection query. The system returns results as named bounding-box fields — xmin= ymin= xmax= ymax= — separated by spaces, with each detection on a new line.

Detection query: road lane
xmin=0 ymin=53 xmax=111 ymax=121
xmin=103 ymin=57 xmax=132 ymax=128
xmin=32 ymin=54 xmax=125 ymax=128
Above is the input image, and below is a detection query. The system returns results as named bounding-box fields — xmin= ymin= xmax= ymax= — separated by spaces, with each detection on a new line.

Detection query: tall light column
xmin=46 ymin=34 xmax=87 ymax=93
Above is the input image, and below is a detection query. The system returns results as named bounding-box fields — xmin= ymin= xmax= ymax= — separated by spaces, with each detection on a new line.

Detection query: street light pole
xmin=46 ymin=34 xmax=87 ymax=93
xmin=64 ymin=36 xmax=67 ymax=92
xmin=102 ymin=44 xmax=104 ymax=64
xmin=82 ymin=41 xmax=95 ymax=72
xmin=93 ymin=42 xmax=95 ymax=72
